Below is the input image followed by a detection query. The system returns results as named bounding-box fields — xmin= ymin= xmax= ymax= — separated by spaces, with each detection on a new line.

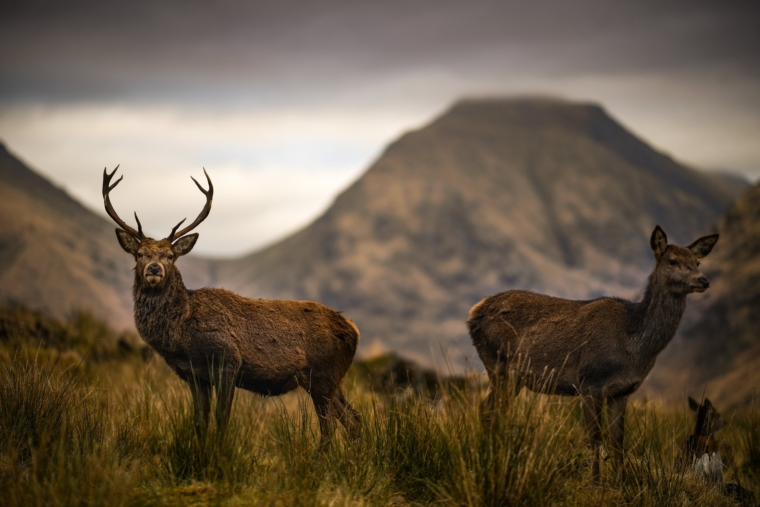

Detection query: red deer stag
xmin=467 ymin=225 xmax=718 ymax=483
xmin=103 ymin=166 xmax=362 ymax=445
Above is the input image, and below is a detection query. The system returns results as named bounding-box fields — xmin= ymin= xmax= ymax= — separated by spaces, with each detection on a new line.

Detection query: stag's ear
xmin=115 ymin=229 xmax=139 ymax=255
xmin=688 ymin=396 xmax=700 ymax=411
xmin=688 ymin=234 xmax=719 ymax=259
xmin=650 ymin=225 xmax=668 ymax=260
xmin=172 ymin=233 xmax=198 ymax=257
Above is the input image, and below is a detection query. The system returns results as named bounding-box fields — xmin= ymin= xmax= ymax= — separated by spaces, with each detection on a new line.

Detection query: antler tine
xmin=166 ymin=168 xmax=213 ymax=241
xmin=102 ymin=165 xmax=144 ymax=240
xmin=134 ymin=212 xmax=144 ymax=238
xmin=168 ymin=218 xmax=187 ymax=241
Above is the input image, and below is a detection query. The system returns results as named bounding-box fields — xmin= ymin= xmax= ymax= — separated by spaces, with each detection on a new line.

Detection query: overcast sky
xmin=1 ymin=0 xmax=759 ymax=256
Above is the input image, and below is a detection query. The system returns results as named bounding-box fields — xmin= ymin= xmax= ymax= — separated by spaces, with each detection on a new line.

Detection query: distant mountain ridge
xmin=0 ymin=143 xmax=135 ymax=327
xmin=0 ymin=99 xmax=751 ymax=378
xmin=210 ymin=99 xmax=747 ymax=368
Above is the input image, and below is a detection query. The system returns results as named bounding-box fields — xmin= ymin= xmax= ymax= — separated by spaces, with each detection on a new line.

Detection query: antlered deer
xmin=103 ymin=166 xmax=361 ymax=445
xmin=467 ymin=226 xmax=718 ymax=482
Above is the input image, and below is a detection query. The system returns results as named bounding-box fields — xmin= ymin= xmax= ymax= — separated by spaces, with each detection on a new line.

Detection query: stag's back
xmin=182 ymin=288 xmax=359 ymax=389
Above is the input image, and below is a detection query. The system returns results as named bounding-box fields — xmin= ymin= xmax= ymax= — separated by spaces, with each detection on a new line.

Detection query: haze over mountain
xmin=642 ymin=182 xmax=760 ymax=407
xmin=212 ymin=99 xmax=747 ymax=367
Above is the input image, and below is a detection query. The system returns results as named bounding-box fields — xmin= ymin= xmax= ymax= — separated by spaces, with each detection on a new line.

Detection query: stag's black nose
xmin=698 ymin=276 xmax=709 ymax=289
xmin=147 ymin=264 xmax=162 ymax=275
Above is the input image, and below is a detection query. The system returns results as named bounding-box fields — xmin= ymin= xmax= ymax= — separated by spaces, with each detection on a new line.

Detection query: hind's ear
xmin=172 ymin=233 xmax=198 ymax=257
xmin=688 ymin=234 xmax=719 ymax=259
xmin=688 ymin=396 xmax=700 ymax=411
xmin=703 ymin=398 xmax=712 ymax=408
xmin=116 ymin=229 xmax=139 ymax=255
xmin=651 ymin=225 xmax=668 ymax=260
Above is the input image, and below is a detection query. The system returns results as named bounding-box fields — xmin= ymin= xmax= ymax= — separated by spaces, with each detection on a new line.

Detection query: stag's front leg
xmin=215 ymin=380 xmax=236 ymax=439
xmin=582 ymin=393 xmax=604 ymax=484
xmin=607 ymin=395 xmax=627 ymax=483
xmin=189 ymin=380 xmax=212 ymax=440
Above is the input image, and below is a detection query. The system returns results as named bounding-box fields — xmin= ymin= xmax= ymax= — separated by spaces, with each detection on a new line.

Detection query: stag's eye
xmin=168 ymin=254 xmax=174 ymax=261
xmin=137 ymin=252 xmax=143 ymax=258
xmin=669 ymin=259 xmax=677 ymax=266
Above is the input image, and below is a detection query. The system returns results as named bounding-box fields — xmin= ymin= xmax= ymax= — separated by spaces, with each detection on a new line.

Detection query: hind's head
xmin=650 ymin=225 xmax=719 ymax=295
xmin=102 ymin=165 xmax=212 ymax=289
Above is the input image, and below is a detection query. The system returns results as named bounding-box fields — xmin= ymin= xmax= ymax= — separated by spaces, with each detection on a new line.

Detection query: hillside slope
xmin=0 ymin=144 xmax=213 ymax=328
xmin=214 ymin=99 xmax=746 ymax=367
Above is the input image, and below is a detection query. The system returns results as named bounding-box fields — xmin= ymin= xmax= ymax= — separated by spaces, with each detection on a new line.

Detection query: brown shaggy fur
xmin=116 ymin=233 xmax=362 ymax=445
xmin=467 ymin=225 xmax=718 ymax=483
xmin=105 ymin=168 xmax=361 ymax=446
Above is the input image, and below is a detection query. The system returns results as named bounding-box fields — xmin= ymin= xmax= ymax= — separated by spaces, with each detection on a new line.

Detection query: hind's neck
xmin=629 ymin=270 xmax=687 ymax=359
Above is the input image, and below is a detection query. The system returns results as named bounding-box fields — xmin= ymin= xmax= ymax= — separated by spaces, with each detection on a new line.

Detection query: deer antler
xmin=166 ymin=168 xmax=213 ymax=241
xmin=102 ymin=165 xmax=145 ymax=240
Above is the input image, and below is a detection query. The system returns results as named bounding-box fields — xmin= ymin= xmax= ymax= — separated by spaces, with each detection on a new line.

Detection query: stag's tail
xmin=467 ymin=297 xmax=490 ymax=348
xmin=331 ymin=313 xmax=360 ymax=356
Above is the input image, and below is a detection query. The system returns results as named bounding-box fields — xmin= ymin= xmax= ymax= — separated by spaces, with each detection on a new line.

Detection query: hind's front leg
xmin=582 ymin=393 xmax=604 ymax=484
xmin=607 ymin=395 xmax=627 ymax=483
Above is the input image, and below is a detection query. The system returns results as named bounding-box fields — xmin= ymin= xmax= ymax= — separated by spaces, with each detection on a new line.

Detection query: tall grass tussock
xmin=0 ymin=304 xmax=757 ymax=506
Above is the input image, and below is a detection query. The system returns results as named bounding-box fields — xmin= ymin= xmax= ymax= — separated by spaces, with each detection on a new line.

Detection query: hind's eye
xmin=669 ymin=259 xmax=677 ymax=266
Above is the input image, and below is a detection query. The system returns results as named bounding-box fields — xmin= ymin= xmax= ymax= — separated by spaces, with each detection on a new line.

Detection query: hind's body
xmin=467 ymin=226 xmax=719 ymax=483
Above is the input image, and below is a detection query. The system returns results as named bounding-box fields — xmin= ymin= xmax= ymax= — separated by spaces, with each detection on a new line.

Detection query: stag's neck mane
xmin=627 ymin=269 xmax=687 ymax=359
xmin=133 ymin=269 xmax=189 ymax=352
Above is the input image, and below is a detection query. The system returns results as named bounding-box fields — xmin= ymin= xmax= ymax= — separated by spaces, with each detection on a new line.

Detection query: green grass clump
xmin=0 ymin=355 xmax=138 ymax=507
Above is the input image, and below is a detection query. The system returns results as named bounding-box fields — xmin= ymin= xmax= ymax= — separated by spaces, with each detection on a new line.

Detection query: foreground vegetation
xmin=0 ymin=305 xmax=758 ymax=506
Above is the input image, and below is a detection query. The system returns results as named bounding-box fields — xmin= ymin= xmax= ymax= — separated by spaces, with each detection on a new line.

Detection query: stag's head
xmin=103 ymin=166 xmax=212 ymax=288
xmin=650 ymin=225 xmax=719 ymax=295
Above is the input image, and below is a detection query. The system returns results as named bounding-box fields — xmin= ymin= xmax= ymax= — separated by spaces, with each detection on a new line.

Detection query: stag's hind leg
xmin=332 ymin=386 xmax=362 ymax=441
xmin=308 ymin=382 xmax=338 ymax=450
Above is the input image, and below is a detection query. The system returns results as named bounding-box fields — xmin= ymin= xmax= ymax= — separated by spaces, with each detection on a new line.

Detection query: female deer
xmin=468 ymin=225 xmax=718 ymax=482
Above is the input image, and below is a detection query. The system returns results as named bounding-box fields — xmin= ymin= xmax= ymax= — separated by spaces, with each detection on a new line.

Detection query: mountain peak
xmin=434 ymin=97 xmax=609 ymax=132
xmin=219 ymin=99 xmax=747 ymax=369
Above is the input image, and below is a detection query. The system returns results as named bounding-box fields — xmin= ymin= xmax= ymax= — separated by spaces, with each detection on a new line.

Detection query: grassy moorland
xmin=0 ymin=304 xmax=758 ymax=506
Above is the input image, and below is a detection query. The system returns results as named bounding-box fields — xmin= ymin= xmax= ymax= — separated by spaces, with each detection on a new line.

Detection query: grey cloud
xmin=1 ymin=0 xmax=758 ymax=105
